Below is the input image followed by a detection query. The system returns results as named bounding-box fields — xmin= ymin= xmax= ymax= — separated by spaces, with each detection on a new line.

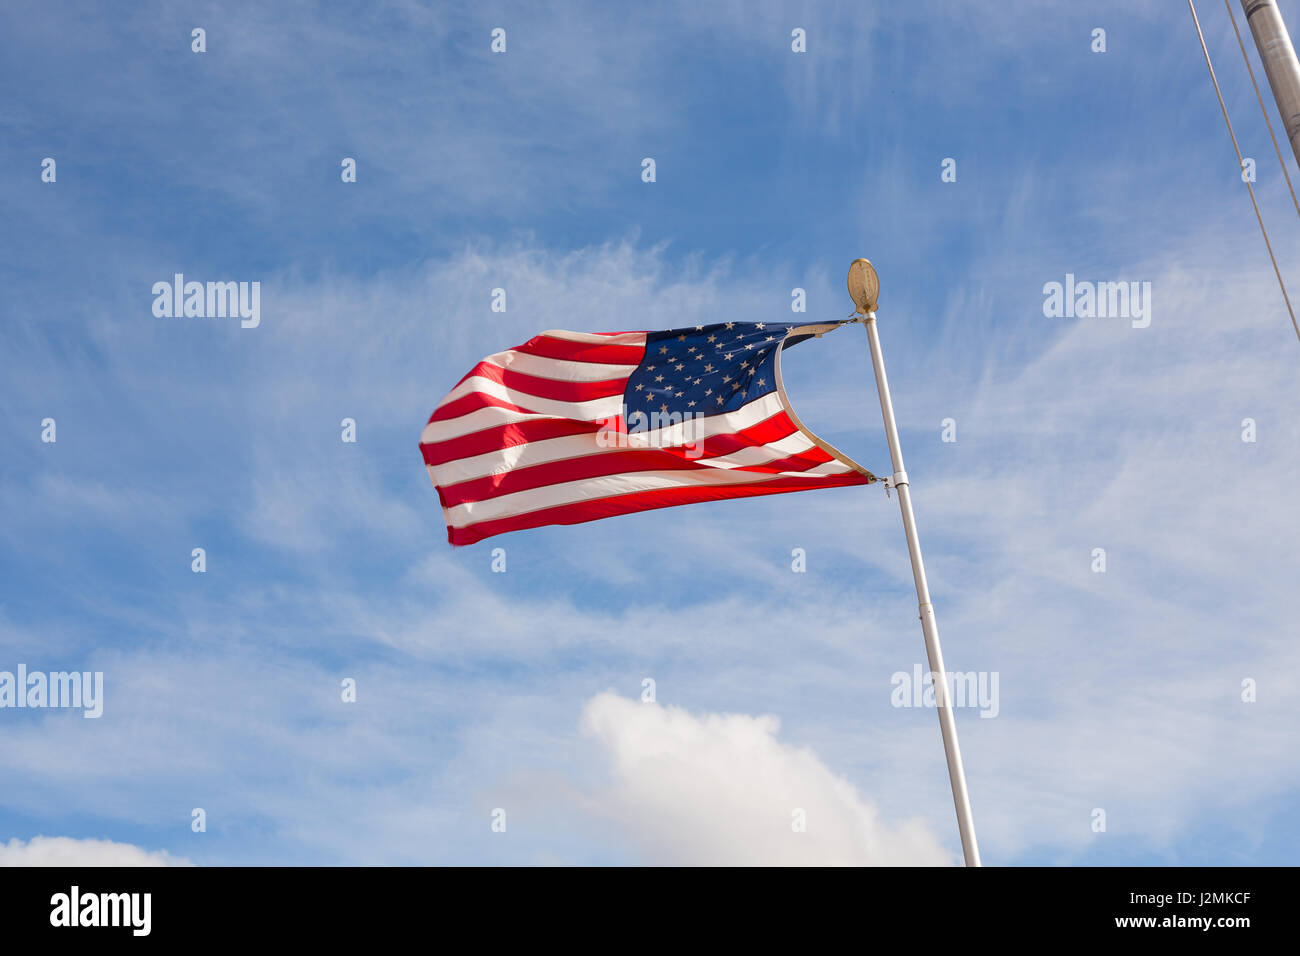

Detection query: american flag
xmin=420 ymin=320 xmax=875 ymax=545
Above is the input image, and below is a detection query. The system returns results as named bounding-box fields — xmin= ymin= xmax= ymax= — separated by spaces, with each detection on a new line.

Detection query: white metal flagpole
xmin=847 ymin=259 xmax=982 ymax=867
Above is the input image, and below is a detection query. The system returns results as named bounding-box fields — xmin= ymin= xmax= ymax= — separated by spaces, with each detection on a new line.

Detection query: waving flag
xmin=419 ymin=320 xmax=874 ymax=545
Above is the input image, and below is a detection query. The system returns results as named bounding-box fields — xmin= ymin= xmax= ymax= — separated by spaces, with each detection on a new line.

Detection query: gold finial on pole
xmin=846 ymin=258 xmax=879 ymax=315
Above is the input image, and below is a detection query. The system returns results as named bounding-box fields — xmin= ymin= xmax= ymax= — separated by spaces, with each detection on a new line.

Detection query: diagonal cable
xmin=1188 ymin=0 xmax=1300 ymax=343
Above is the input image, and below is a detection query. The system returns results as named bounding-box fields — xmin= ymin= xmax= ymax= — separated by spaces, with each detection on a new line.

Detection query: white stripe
xmin=802 ymin=460 xmax=854 ymax=475
xmin=423 ymin=392 xmax=790 ymax=478
xmin=446 ymin=465 xmax=853 ymax=528
xmin=538 ymin=330 xmax=647 ymax=346
xmin=479 ymin=349 xmax=637 ymax=382
xmin=435 ymin=376 xmax=624 ymax=421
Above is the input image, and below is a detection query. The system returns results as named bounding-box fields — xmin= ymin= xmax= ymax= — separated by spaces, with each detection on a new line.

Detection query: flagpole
xmin=848 ymin=261 xmax=981 ymax=867
xmin=1239 ymin=0 xmax=1300 ymax=170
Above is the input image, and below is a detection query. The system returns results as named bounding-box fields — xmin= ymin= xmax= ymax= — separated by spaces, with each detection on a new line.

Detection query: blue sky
xmin=1 ymin=0 xmax=1298 ymax=865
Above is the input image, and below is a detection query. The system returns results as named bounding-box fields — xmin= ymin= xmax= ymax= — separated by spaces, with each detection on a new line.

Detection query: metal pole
xmin=862 ymin=311 xmax=982 ymax=867
xmin=1242 ymin=0 xmax=1300 ymax=169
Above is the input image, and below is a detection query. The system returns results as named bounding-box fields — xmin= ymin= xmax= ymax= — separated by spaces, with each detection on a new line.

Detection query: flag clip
xmin=883 ymin=471 xmax=909 ymax=497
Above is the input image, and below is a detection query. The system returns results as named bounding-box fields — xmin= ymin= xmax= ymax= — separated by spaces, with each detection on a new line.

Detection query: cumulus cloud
xmin=0 ymin=836 xmax=192 ymax=867
xmin=578 ymin=692 xmax=953 ymax=866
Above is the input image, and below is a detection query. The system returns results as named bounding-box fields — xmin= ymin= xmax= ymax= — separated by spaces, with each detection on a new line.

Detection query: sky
xmin=1 ymin=0 xmax=1298 ymax=866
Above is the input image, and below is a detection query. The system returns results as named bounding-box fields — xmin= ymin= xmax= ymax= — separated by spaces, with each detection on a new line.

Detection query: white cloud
xmin=577 ymin=692 xmax=952 ymax=866
xmin=0 ymin=836 xmax=192 ymax=867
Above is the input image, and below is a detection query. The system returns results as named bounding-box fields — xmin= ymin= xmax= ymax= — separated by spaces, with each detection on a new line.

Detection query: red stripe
xmin=430 ymin=392 xmax=529 ymax=423
xmin=513 ymin=335 xmax=645 ymax=365
xmin=447 ymin=472 xmax=872 ymax=545
xmin=733 ymin=447 xmax=834 ymax=474
xmin=693 ymin=412 xmax=798 ymax=458
xmin=453 ymin=361 xmax=628 ymax=402
xmin=421 ymin=419 xmax=604 ymax=466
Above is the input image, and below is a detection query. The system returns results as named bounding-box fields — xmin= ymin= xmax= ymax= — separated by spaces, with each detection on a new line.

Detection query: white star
xmin=756 ymin=322 xmax=765 ymax=330
xmin=724 ymin=322 xmax=735 ymax=330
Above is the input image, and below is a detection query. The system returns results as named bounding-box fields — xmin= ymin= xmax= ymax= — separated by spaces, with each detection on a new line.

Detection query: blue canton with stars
xmin=623 ymin=320 xmax=845 ymax=423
